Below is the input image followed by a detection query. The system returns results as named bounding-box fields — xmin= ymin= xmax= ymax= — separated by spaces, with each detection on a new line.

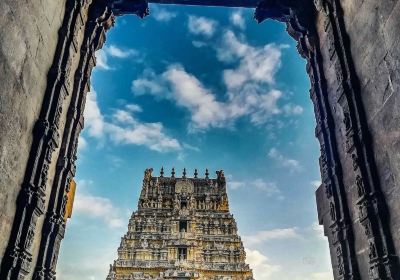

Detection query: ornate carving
xmin=144 ymin=168 xmax=153 ymax=182
xmin=368 ymin=241 xmax=378 ymax=261
xmin=324 ymin=181 xmax=333 ymax=198
xmin=109 ymin=0 xmax=149 ymax=18
xmin=356 ymin=175 xmax=365 ymax=198
xmin=175 ymin=180 xmax=194 ymax=194
xmin=329 ymin=202 xmax=336 ymax=222
xmin=107 ymin=171 xmax=252 ymax=279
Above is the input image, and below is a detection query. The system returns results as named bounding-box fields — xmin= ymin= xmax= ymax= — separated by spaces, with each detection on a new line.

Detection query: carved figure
xmin=330 ymin=202 xmax=336 ymax=221
xmin=356 ymin=175 xmax=365 ymax=197
xmin=144 ymin=168 xmax=153 ymax=182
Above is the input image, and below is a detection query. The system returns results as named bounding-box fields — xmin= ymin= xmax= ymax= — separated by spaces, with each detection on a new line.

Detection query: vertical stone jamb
xmin=32 ymin=1 xmax=115 ymax=279
xmin=30 ymin=1 xmax=149 ymax=279
xmin=318 ymin=0 xmax=399 ymax=278
xmin=0 ymin=0 xmax=81 ymax=278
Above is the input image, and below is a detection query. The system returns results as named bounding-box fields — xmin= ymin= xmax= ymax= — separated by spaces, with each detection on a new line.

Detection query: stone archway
xmin=0 ymin=0 xmax=399 ymax=279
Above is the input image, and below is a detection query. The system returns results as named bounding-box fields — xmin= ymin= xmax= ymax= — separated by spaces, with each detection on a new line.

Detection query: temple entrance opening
xmin=56 ymin=4 xmax=332 ymax=280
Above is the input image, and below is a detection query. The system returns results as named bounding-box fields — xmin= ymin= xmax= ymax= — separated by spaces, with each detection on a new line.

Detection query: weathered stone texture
xmin=342 ymin=0 xmax=400 ymax=267
xmin=312 ymin=0 xmax=400 ymax=278
xmin=0 ymin=0 xmax=67 ymax=263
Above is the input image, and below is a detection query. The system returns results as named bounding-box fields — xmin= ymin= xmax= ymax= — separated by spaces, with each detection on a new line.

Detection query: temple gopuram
xmin=106 ymin=168 xmax=254 ymax=280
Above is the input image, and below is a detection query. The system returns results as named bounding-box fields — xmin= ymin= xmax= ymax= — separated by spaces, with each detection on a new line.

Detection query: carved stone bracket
xmin=108 ymin=0 xmax=149 ymax=17
xmin=0 ymin=0 xmax=85 ymax=278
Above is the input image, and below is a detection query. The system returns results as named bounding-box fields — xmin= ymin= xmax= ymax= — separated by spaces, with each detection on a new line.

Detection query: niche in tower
xmin=178 ymin=247 xmax=187 ymax=260
xmin=180 ymin=198 xmax=187 ymax=209
xmin=179 ymin=220 xmax=188 ymax=232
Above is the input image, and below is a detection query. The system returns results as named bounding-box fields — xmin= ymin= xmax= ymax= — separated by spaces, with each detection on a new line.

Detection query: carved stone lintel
xmin=109 ymin=0 xmax=149 ymax=18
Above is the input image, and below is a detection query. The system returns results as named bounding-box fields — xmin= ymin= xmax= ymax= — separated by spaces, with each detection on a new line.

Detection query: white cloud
xmin=228 ymin=178 xmax=280 ymax=196
xmin=219 ymin=31 xmax=285 ymax=88
xmin=247 ymin=89 xmax=282 ymax=125
xmin=187 ymin=15 xmax=217 ymax=37
xmin=132 ymin=65 xmax=285 ymax=131
xmin=268 ymin=147 xmax=302 ymax=172
xmin=229 ymin=181 xmax=246 ymax=190
xmin=311 ymin=222 xmax=326 ymax=240
xmin=215 ymin=30 xmax=250 ymax=63
xmin=75 ymin=179 xmax=94 ymax=189
xmin=152 ymin=6 xmax=177 ymax=22
xmin=311 ymin=180 xmax=321 ymax=189
xmin=251 ymin=178 xmax=280 ymax=195
xmin=161 ymin=65 xmax=229 ymax=130
xmin=83 ymin=90 xmax=181 ymax=152
xmin=192 ymin=40 xmax=208 ymax=48
xmin=309 ymin=272 xmax=334 ymax=280
xmin=182 ymin=143 xmax=200 ymax=152
xmin=230 ymin=10 xmax=246 ymax=29
xmin=78 ymin=135 xmax=87 ymax=151
xmin=243 ymin=228 xmax=300 ymax=247
xmin=84 ymin=91 xmax=105 ymax=137
xmin=105 ymin=155 xmax=124 ymax=169
xmin=74 ymin=193 xmax=125 ymax=228
xmin=95 ymin=49 xmax=113 ymax=70
xmin=94 ymin=44 xmax=138 ymax=70
xmin=242 ymin=225 xmax=332 ymax=280
xmin=131 ymin=30 xmax=302 ymax=131
xmin=113 ymin=109 xmax=136 ymax=124
xmin=283 ymin=103 xmax=304 ymax=115
xmin=132 ymin=69 xmax=164 ymax=95
xmin=125 ymin=103 xmax=143 ymax=113
xmin=245 ymin=249 xmax=280 ymax=280
xmin=106 ymin=45 xmax=138 ymax=58
xmin=108 ymin=122 xmax=181 ymax=152
xmin=57 ymin=243 xmax=118 ymax=280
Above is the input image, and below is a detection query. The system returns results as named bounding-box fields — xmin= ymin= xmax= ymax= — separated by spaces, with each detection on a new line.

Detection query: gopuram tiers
xmin=106 ymin=168 xmax=254 ymax=280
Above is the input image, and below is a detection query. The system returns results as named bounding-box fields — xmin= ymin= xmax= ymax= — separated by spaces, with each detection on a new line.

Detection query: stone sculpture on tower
xmin=106 ymin=168 xmax=254 ymax=280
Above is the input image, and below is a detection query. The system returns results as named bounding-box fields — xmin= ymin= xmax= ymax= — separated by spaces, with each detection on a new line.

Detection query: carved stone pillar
xmin=32 ymin=2 xmax=114 ymax=279
xmin=0 ymin=0 xmax=79 ymax=277
xmin=316 ymin=1 xmax=399 ymax=278
xmin=31 ymin=1 xmax=148 ymax=279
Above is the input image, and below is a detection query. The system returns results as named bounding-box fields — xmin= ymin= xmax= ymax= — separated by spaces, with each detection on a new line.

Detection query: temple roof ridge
xmin=144 ymin=167 xmax=226 ymax=181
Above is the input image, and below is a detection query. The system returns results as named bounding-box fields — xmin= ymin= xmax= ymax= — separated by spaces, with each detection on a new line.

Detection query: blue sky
xmin=57 ymin=4 xmax=333 ymax=280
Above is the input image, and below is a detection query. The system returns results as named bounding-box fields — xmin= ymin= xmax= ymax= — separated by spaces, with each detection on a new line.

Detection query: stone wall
xmin=0 ymin=0 xmax=67 ymax=261
xmin=314 ymin=0 xmax=400 ymax=279
xmin=342 ymin=0 xmax=400 ymax=260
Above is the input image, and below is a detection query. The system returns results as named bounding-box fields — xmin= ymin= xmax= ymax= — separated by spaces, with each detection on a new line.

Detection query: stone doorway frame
xmin=0 ymin=0 xmax=399 ymax=279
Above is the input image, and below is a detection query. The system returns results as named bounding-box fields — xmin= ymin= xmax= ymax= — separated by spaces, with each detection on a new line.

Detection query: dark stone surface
xmin=0 ymin=0 xmax=68 ymax=272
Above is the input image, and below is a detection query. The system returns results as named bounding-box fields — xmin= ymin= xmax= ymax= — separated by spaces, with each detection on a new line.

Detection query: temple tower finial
xmin=194 ymin=169 xmax=198 ymax=178
xmin=183 ymin=168 xmax=187 ymax=178
xmin=160 ymin=167 xmax=164 ymax=177
xmin=171 ymin=167 xmax=175 ymax=178
xmin=205 ymin=168 xmax=209 ymax=179
xmin=144 ymin=168 xmax=153 ymax=182
xmin=216 ymin=170 xmax=225 ymax=184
